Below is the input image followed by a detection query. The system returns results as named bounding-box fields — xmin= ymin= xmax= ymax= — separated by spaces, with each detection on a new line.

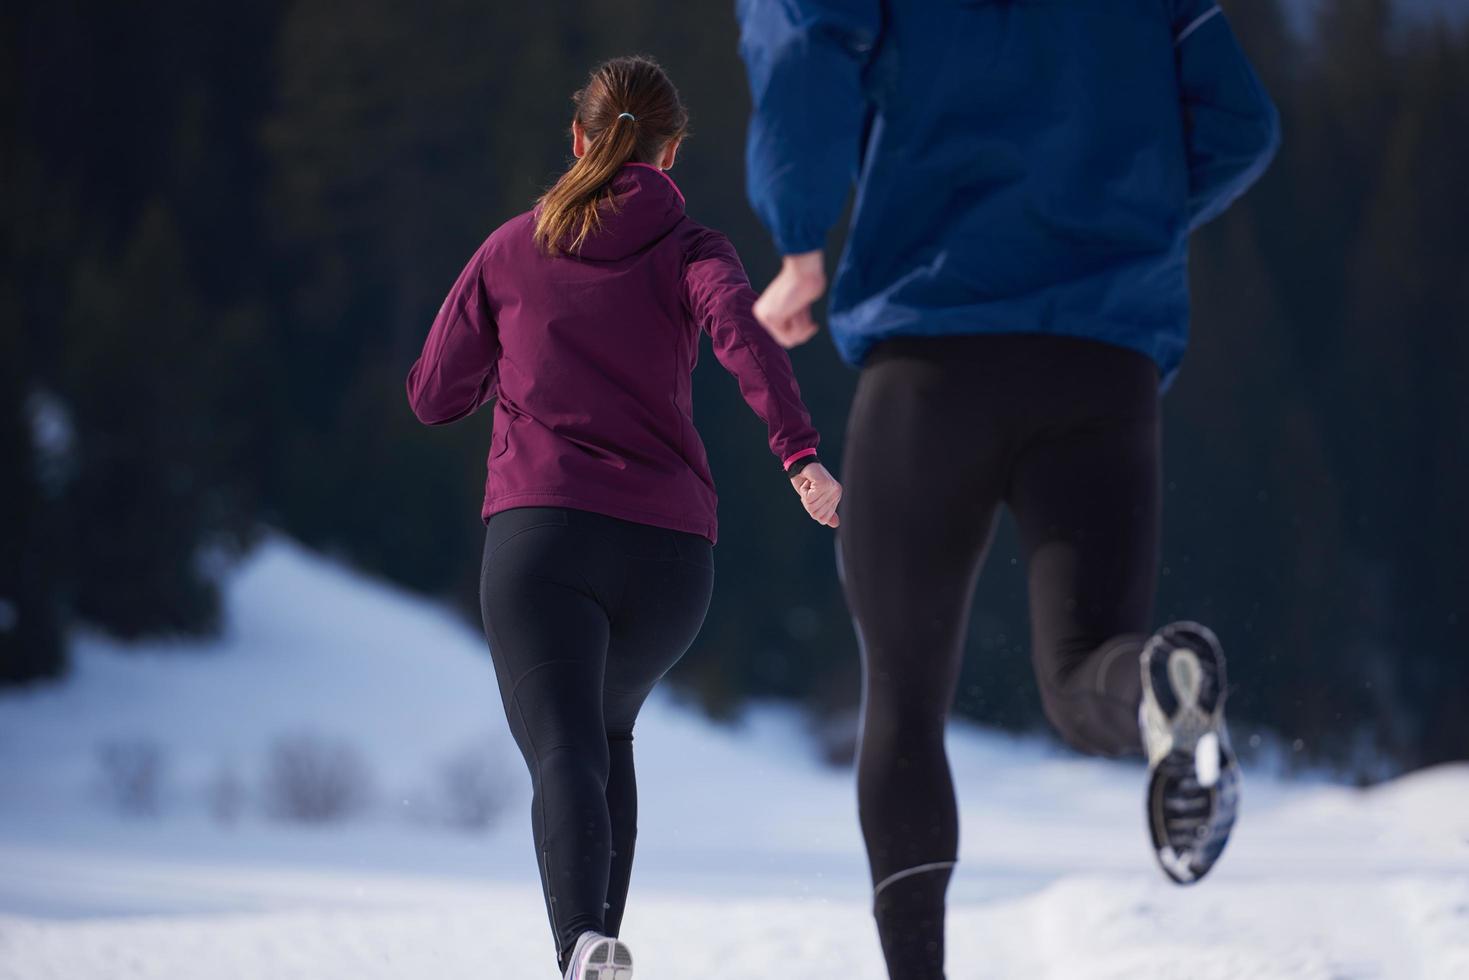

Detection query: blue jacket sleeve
xmin=737 ymin=0 xmax=882 ymax=255
xmin=1172 ymin=1 xmax=1282 ymax=232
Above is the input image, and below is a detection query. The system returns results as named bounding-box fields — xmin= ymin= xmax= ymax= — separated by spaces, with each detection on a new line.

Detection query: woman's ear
xmin=659 ymin=137 xmax=682 ymax=171
xmin=572 ymin=119 xmax=587 ymax=159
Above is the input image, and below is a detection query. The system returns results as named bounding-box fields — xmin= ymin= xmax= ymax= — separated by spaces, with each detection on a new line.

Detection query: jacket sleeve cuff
xmin=783 ymin=447 xmax=820 ymax=476
xmin=772 ymin=222 xmax=830 ymax=257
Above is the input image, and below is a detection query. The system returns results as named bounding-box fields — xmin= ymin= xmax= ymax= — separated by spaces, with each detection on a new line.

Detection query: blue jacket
xmin=738 ymin=0 xmax=1280 ymax=385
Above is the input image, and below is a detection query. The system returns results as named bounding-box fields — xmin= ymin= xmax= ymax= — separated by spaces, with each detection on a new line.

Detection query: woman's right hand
xmin=791 ymin=462 xmax=842 ymax=528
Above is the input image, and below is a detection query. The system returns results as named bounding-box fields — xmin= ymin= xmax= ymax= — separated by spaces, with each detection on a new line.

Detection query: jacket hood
xmin=569 ymin=163 xmax=687 ymax=261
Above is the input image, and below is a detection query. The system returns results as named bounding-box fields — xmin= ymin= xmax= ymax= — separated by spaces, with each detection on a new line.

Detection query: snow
xmin=1 ymin=535 xmax=1466 ymax=979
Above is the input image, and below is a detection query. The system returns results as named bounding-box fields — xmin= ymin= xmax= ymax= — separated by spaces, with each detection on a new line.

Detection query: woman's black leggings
xmin=479 ymin=506 xmax=714 ymax=971
xmin=836 ymin=333 xmax=1162 ymax=979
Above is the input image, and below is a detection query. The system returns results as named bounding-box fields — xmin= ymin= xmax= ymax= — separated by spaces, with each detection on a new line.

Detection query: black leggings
xmin=836 ymin=333 xmax=1161 ymax=979
xmin=479 ymin=506 xmax=715 ymax=970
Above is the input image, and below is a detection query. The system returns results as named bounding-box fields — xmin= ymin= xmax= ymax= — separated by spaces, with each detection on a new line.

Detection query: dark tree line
xmin=3 ymin=0 xmax=1464 ymax=775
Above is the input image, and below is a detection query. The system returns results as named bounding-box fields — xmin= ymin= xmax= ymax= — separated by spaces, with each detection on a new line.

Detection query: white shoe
xmin=1139 ymin=621 xmax=1240 ymax=885
xmin=562 ymin=931 xmax=633 ymax=980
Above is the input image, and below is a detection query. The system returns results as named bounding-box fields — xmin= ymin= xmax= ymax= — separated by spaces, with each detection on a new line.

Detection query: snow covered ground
xmin=1 ymin=535 xmax=1466 ymax=979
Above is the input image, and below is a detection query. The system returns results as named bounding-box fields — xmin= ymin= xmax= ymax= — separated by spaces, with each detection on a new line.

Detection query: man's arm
xmin=1173 ymin=1 xmax=1282 ymax=232
xmin=738 ymin=0 xmax=882 ymax=256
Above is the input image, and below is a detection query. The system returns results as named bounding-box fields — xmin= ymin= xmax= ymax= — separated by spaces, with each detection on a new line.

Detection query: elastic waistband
xmin=488 ymin=505 xmax=713 ymax=562
xmin=866 ymin=330 xmax=1157 ymax=371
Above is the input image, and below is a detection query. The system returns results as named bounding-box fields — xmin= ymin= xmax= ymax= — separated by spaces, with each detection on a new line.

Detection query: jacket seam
xmin=725 ymin=322 xmax=799 ymax=463
xmin=1175 ymin=5 xmax=1222 ymax=46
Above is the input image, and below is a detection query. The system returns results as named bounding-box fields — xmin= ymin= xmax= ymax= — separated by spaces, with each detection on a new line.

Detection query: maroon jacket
xmin=406 ymin=163 xmax=821 ymax=544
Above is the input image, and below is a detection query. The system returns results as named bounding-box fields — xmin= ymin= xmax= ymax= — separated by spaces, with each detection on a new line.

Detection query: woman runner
xmin=407 ymin=56 xmax=842 ymax=980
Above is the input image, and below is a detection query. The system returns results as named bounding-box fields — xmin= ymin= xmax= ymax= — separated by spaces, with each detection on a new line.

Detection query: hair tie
xmin=617 ymin=112 xmax=636 ymax=122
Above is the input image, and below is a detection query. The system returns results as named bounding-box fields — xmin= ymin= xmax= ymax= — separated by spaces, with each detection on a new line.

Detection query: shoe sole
xmin=1141 ymin=621 xmax=1239 ymax=885
xmin=574 ymin=937 xmax=633 ymax=980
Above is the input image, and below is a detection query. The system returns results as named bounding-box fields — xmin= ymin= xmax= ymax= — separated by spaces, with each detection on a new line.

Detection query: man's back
xmin=739 ymin=0 xmax=1279 ymax=383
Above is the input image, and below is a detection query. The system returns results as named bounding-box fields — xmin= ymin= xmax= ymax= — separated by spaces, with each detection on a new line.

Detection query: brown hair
xmin=533 ymin=56 xmax=690 ymax=256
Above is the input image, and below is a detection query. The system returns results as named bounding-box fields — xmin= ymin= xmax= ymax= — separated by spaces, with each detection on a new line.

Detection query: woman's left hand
xmin=790 ymin=461 xmax=842 ymax=528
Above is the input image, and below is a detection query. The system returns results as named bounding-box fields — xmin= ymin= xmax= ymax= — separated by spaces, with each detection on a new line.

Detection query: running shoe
xmin=562 ymin=931 xmax=634 ymax=980
xmin=1140 ymin=621 xmax=1240 ymax=884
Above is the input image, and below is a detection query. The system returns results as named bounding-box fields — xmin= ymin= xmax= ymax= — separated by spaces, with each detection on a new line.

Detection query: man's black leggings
xmin=479 ymin=506 xmax=715 ymax=971
xmin=835 ymin=333 xmax=1161 ymax=980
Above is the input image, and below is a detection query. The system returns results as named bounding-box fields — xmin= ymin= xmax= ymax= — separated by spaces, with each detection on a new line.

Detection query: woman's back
xmin=408 ymin=162 xmax=820 ymax=544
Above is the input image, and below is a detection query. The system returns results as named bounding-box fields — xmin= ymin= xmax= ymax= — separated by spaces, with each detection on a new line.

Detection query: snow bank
xmin=1 ymin=534 xmax=1465 ymax=978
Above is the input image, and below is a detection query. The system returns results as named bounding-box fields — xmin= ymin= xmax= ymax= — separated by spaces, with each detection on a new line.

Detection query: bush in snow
xmin=809 ymin=708 xmax=860 ymax=768
xmin=95 ymin=737 xmax=167 ymax=816
xmin=263 ymin=732 xmax=373 ymax=823
xmin=205 ymin=759 xmax=247 ymax=826
xmin=435 ymin=736 xmax=514 ymax=832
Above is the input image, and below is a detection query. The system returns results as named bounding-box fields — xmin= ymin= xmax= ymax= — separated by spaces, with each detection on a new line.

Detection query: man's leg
xmin=1005 ymin=342 xmax=1240 ymax=882
xmin=1005 ymin=353 xmax=1161 ymax=758
xmin=837 ymin=344 xmax=1005 ymax=980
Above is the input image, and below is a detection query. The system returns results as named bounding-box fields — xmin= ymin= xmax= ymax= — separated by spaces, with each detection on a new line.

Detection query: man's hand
xmin=753 ymin=250 xmax=826 ymax=348
xmin=790 ymin=461 xmax=842 ymax=528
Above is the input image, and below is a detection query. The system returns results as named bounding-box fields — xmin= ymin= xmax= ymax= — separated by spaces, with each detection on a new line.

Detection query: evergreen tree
xmin=59 ymin=206 xmax=265 ymax=636
xmin=1335 ymin=19 xmax=1469 ymax=765
xmin=2 ymin=1 xmax=275 ymax=665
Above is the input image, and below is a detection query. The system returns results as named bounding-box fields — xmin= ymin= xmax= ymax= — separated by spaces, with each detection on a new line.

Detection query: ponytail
xmin=534 ymin=114 xmax=640 ymax=255
xmin=533 ymin=57 xmax=689 ymax=256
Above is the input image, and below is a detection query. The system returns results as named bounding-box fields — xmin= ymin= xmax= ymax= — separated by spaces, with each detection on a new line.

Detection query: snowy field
xmin=1 ymin=536 xmax=1466 ymax=979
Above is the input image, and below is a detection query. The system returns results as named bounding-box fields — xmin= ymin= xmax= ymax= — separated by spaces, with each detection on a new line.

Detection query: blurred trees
xmin=2 ymin=0 xmax=1464 ymax=772
xmin=1181 ymin=0 xmax=1469 ymax=768
xmin=2 ymin=3 xmax=278 ymax=678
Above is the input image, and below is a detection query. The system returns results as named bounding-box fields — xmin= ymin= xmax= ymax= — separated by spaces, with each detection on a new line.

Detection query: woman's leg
xmin=837 ymin=341 xmax=1007 ymax=980
xmin=1005 ymin=342 xmax=1161 ymax=757
xmin=602 ymin=732 xmax=638 ymax=940
xmin=480 ymin=508 xmax=622 ymax=970
xmin=593 ymin=514 xmax=715 ymax=939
